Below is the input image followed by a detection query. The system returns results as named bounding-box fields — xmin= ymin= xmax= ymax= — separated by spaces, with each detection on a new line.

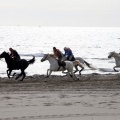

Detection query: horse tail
xmin=84 ymin=60 xmax=97 ymax=70
xmin=28 ymin=56 xmax=35 ymax=64
xmin=84 ymin=60 xmax=90 ymax=67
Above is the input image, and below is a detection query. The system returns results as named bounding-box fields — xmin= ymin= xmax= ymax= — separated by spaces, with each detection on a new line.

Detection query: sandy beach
xmin=0 ymin=73 xmax=120 ymax=120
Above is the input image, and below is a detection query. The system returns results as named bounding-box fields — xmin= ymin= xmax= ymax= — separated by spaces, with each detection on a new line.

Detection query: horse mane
xmin=114 ymin=52 xmax=120 ymax=57
xmin=110 ymin=51 xmax=120 ymax=58
xmin=2 ymin=51 xmax=10 ymax=56
xmin=49 ymin=54 xmax=56 ymax=58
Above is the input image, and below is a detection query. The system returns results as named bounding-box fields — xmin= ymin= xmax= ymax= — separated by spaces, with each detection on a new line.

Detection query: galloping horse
xmin=63 ymin=56 xmax=96 ymax=74
xmin=108 ymin=51 xmax=120 ymax=72
xmin=0 ymin=51 xmax=35 ymax=81
xmin=41 ymin=54 xmax=79 ymax=80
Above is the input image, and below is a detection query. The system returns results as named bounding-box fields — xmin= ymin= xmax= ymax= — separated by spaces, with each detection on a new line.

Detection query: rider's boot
xmin=63 ymin=66 xmax=66 ymax=70
xmin=61 ymin=61 xmax=66 ymax=70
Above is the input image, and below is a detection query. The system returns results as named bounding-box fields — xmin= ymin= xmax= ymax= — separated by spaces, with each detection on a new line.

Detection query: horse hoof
xmin=13 ymin=73 xmax=16 ymax=76
xmin=79 ymin=72 xmax=81 ymax=76
xmin=44 ymin=80 xmax=47 ymax=82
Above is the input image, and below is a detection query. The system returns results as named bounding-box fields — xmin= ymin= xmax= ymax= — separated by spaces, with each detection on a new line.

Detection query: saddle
xmin=67 ymin=56 xmax=75 ymax=61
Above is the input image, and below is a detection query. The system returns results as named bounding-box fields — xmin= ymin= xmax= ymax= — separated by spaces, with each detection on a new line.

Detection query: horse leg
xmin=46 ymin=69 xmax=52 ymax=77
xmin=7 ymin=69 xmax=9 ymax=78
xmin=43 ymin=69 xmax=52 ymax=82
xmin=79 ymin=67 xmax=84 ymax=75
xmin=74 ymin=65 xmax=84 ymax=75
xmin=77 ymin=63 xmax=84 ymax=75
xmin=73 ymin=61 xmax=84 ymax=75
xmin=12 ymin=72 xmax=16 ymax=77
xmin=15 ymin=73 xmax=21 ymax=80
xmin=47 ymin=69 xmax=49 ymax=76
xmin=69 ymin=72 xmax=73 ymax=77
xmin=15 ymin=70 xmax=23 ymax=80
xmin=7 ymin=69 xmax=12 ymax=79
xmin=74 ymin=66 xmax=79 ymax=73
xmin=20 ymin=70 xmax=26 ymax=81
xmin=48 ymin=70 xmax=52 ymax=77
xmin=113 ymin=66 xmax=119 ymax=72
xmin=71 ymin=71 xmax=79 ymax=80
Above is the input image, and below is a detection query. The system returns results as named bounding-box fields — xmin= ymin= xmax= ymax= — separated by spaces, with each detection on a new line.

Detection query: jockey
xmin=9 ymin=48 xmax=20 ymax=68
xmin=64 ymin=47 xmax=75 ymax=61
xmin=53 ymin=47 xmax=65 ymax=69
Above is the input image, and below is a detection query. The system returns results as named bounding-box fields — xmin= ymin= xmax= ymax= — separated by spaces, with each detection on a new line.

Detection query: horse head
xmin=0 ymin=51 xmax=10 ymax=58
xmin=41 ymin=53 xmax=56 ymax=62
xmin=41 ymin=54 xmax=49 ymax=62
xmin=0 ymin=51 xmax=12 ymax=65
xmin=108 ymin=52 xmax=115 ymax=58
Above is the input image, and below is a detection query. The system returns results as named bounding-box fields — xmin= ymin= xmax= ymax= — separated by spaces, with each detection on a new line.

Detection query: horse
xmin=62 ymin=56 xmax=96 ymax=74
xmin=108 ymin=51 xmax=120 ymax=72
xmin=0 ymin=51 xmax=35 ymax=81
xmin=41 ymin=54 xmax=79 ymax=80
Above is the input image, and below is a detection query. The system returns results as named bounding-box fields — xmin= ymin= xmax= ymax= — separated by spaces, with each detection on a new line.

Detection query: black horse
xmin=0 ymin=51 xmax=35 ymax=81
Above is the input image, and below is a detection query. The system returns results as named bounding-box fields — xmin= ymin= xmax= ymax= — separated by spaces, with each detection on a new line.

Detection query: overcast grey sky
xmin=0 ymin=0 xmax=120 ymax=27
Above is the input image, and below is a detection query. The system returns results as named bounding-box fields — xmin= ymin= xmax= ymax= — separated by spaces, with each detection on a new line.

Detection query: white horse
xmin=63 ymin=56 xmax=96 ymax=74
xmin=41 ymin=54 xmax=79 ymax=80
xmin=108 ymin=51 xmax=120 ymax=72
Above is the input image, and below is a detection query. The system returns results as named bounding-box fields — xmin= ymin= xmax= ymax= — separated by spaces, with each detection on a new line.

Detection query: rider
xmin=64 ymin=47 xmax=75 ymax=61
xmin=9 ymin=48 xmax=20 ymax=68
xmin=53 ymin=47 xmax=65 ymax=70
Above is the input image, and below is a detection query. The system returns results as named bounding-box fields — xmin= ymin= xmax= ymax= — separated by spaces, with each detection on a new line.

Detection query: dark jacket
xmin=10 ymin=50 xmax=20 ymax=61
xmin=64 ymin=49 xmax=75 ymax=61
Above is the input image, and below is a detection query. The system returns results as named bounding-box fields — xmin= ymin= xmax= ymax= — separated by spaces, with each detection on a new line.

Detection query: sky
xmin=0 ymin=0 xmax=120 ymax=27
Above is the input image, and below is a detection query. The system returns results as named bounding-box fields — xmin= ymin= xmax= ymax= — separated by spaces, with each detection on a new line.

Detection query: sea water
xmin=0 ymin=26 xmax=120 ymax=77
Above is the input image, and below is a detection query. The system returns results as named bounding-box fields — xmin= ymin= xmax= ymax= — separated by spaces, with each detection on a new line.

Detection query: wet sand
xmin=0 ymin=74 xmax=120 ymax=120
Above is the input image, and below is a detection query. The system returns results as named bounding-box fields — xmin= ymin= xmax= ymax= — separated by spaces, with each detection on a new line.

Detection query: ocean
xmin=0 ymin=26 xmax=120 ymax=77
